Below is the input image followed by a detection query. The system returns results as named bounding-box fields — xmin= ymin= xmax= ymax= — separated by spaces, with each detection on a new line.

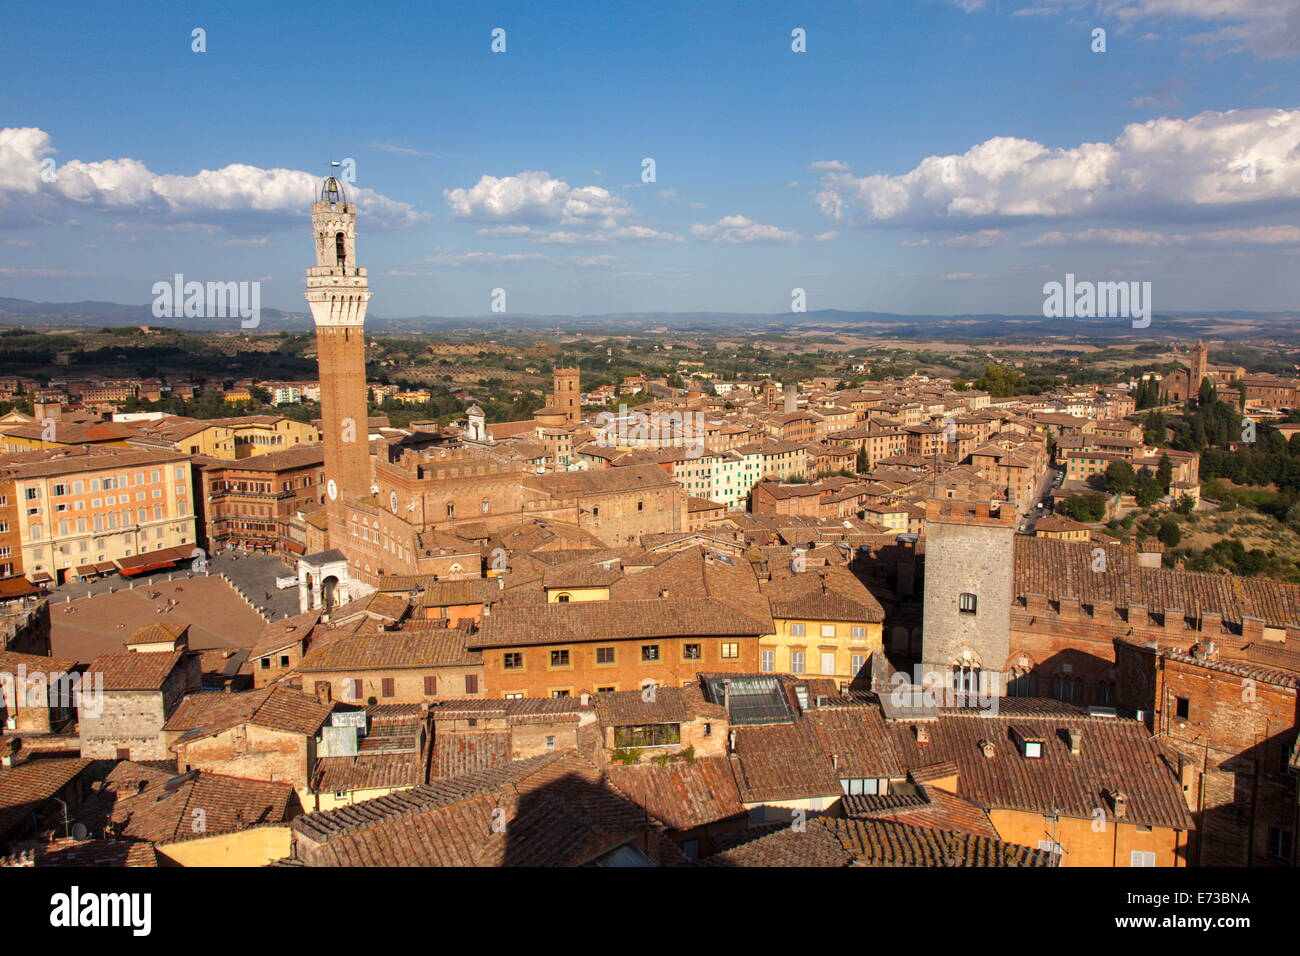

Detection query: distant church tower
xmin=1189 ymin=339 xmax=1209 ymax=396
xmin=305 ymin=175 xmax=372 ymax=539
xmin=550 ymin=367 xmax=581 ymax=425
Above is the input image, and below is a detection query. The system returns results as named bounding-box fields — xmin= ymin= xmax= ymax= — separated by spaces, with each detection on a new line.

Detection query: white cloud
xmin=417 ymin=249 xmax=549 ymax=268
xmin=690 ymin=214 xmax=801 ymax=243
xmin=474 ymin=223 xmax=680 ymax=244
xmin=1025 ymin=224 xmax=1300 ymax=245
xmin=809 ymin=160 xmax=849 ymax=171
xmin=366 ymin=141 xmax=438 ymax=157
xmin=813 ymin=108 xmax=1300 ymax=228
xmin=1021 ymin=1 xmax=1300 ymax=58
xmin=444 ymin=170 xmax=630 ymax=227
xmin=814 ymin=230 xmax=840 ymax=241
xmin=0 ymin=128 xmax=426 ymax=231
xmin=938 ymin=229 xmax=1007 ymax=247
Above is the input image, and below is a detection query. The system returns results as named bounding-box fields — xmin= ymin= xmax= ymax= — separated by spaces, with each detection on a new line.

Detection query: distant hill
xmin=1 ymin=298 xmax=1297 ymax=343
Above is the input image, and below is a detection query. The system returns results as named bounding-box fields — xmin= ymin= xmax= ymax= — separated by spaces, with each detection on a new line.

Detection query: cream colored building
xmin=9 ymin=448 xmax=197 ymax=584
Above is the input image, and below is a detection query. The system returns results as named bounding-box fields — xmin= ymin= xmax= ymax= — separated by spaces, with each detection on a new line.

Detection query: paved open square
xmin=49 ymin=573 xmax=270 ymax=664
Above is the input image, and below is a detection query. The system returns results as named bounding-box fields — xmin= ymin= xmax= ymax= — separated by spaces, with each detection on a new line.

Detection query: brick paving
xmin=49 ymin=574 xmax=269 ymax=665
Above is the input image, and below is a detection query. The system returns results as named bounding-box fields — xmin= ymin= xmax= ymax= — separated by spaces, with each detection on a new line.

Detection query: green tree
xmin=855 ymin=446 xmax=868 ymax=474
xmin=1156 ymin=518 xmax=1181 ymax=548
xmin=1064 ymin=494 xmax=1107 ymax=523
xmin=1103 ymin=460 xmax=1136 ymax=495
xmin=1134 ymin=469 xmax=1163 ymax=507
xmin=974 ymin=365 xmax=1024 ymax=398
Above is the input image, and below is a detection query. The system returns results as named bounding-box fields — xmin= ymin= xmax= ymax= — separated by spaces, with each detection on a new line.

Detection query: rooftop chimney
xmin=914 ymin=725 xmax=930 ymax=745
xmin=978 ymin=739 xmax=995 ymax=758
xmin=580 ymin=692 xmax=591 ymax=706
xmin=1066 ymin=728 xmax=1082 ymax=755
xmin=1109 ymin=789 xmax=1128 ymax=818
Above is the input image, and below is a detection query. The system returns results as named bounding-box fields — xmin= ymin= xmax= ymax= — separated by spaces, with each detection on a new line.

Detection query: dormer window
xmin=1012 ymin=726 xmax=1046 ymax=758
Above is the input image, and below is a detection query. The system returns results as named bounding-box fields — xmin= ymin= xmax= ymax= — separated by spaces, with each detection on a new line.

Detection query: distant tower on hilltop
xmin=305 ymin=174 xmax=372 ymax=542
xmin=1189 ymin=339 xmax=1209 ymax=396
xmin=550 ymin=367 xmax=581 ymax=425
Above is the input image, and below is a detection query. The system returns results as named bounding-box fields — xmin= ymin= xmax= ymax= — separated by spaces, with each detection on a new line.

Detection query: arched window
xmin=556 ymin=592 xmax=571 ymax=603
xmin=1096 ymin=680 xmax=1113 ymax=705
xmin=481 ymin=499 xmax=490 ymax=514
xmin=1008 ymin=668 xmax=1034 ymax=697
xmin=335 ymin=232 xmax=346 ymax=268
xmin=952 ymin=664 xmax=981 ymax=694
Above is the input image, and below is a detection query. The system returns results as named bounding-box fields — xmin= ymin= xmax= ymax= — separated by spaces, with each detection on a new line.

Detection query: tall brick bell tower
xmin=306 ymin=174 xmax=372 ymax=541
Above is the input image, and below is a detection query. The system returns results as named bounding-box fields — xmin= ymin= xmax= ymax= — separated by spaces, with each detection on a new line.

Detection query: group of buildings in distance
xmin=0 ymin=178 xmax=1295 ymax=868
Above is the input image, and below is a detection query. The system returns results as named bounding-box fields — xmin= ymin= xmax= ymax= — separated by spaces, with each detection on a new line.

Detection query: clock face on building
xmin=390 ymin=490 xmax=399 ymax=513
xmin=327 ymin=479 xmax=338 ymax=501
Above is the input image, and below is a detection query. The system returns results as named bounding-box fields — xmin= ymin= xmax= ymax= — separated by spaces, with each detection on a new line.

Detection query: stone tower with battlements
xmin=306 ymin=175 xmax=372 ymax=545
xmin=920 ymin=499 xmax=1015 ymax=697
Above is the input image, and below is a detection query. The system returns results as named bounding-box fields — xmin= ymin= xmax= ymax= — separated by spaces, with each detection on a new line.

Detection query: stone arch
xmin=322 ymin=575 xmax=340 ymax=611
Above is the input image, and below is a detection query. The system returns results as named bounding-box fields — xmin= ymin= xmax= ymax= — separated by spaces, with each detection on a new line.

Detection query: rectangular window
xmin=348 ymin=679 xmax=363 ymax=700
xmin=683 ymin=643 xmax=702 ymax=660
xmin=503 ymin=652 xmax=523 ymax=670
xmin=959 ymin=592 xmax=978 ymax=615
xmin=850 ymin=653 xmax=865 ymax=676
xmin=381 ymin=678 xmax=395 ymax=698
xmin=550 ymin=649 xmax=570 ymax=668
xmin=1268 ymin=827 xmax=1294 ymax=861
xmin=820 ymin=624 xmax=836 ymax=638
xmin=761 ymin=650 xmax=775 ymax=673
xmin=596 ymin=646 xmax=615 ymax=665
xmin=423 ymin=676 xmax=437 ymax=696
xmin=851 ymin=626 xmax=866 ymax=640
xmin=791 ymin=651 xmax=805 ymax=673
xmin=1129 ymin=851 xmax=1156 ymax=867
xmin=613 ymin=724 xmax=682 ymax=748
xmin=1175 ymin=696 xmax=1190 ymax=720
xmin=720 ymin=642 xmax=739 ymax=660
xmin=790 ymin=623 xmax=805 ymax=637
xmin=464 ymin=674 xmax=478 ymax=694
xmin=641 ymin=644 xmax=660 ymax=663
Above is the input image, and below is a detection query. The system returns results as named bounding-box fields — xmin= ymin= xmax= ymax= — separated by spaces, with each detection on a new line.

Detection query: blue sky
xmin=3 ymin=0 xmax=1300 ymax=318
